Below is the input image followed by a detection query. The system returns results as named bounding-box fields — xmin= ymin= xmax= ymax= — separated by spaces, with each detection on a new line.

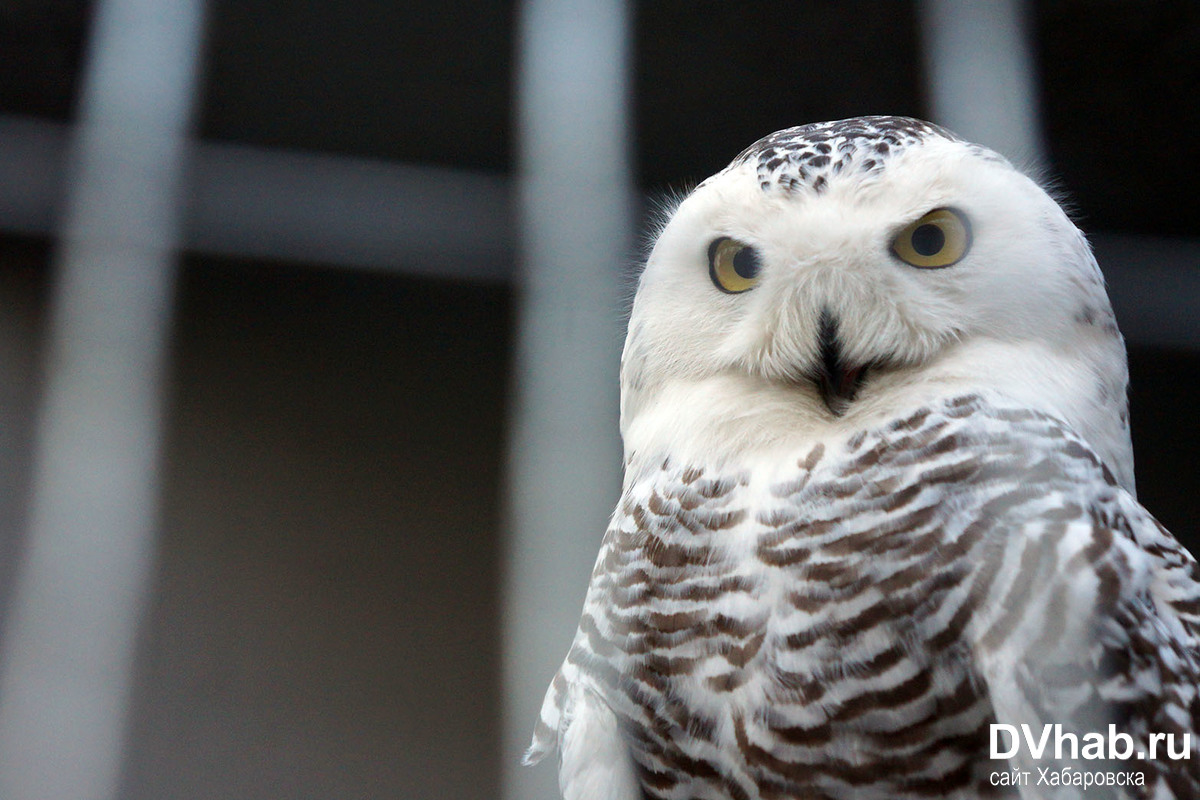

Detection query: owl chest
xmin=601 ymin=471 xmax=998 ymax=797
xmin=616 ymin=526 xmax=961 ymax=700
xmin=613 ymin=460 xmax=971 ymax=664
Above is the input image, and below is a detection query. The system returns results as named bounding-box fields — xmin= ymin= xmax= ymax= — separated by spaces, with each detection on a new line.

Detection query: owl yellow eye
xmin=708 ymin=237 xmax=762 ymax=293
xmin=891 ymin=208 xmax=971 ymax=268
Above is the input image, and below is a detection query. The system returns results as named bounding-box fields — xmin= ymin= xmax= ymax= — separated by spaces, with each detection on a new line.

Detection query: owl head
xmin=621 ymin=117 xmax=1133 ymax=490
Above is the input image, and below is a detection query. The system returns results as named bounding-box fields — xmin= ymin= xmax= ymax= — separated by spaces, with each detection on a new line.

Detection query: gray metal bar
xmin=186 ymin=140 xmax=513 ymax=277
xmin=4 ymin=116 xmax=1200 ymax=350
xmin=0 ymin=1 xmax=206 ymax=798
xmin=501 ymin=1 xmax=633 ymax=798
xmin=0 ymin=114 xmax=513 ymax=281
xmin=917 ymin=0 xmax=1044 ymax=164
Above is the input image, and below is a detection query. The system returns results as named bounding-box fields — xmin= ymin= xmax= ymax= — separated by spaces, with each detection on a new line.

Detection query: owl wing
xmin=971 ymin=483 xmax=1200 ymax=798
xmin=525 ymin=458 xmax=749 ymax=798
xmin=524 ymin=509 xmax=648 ymax=800
xmin=525 ymin=517 xmax=618 ymax=767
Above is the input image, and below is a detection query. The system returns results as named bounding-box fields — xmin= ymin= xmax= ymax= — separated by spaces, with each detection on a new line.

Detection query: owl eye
xmin=708 ymin=237 xmax=762 ymax=293
xmin=891 ymin=208 xmax=971 ymax=268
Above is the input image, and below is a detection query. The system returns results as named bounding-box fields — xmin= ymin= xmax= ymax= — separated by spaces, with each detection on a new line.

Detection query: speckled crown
xmin=732 ymin=115 xmax=959 ymax=194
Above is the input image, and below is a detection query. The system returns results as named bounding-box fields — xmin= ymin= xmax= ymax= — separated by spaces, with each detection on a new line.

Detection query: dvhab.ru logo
xmin=991 ymin=724 xmax=1192 ymax=762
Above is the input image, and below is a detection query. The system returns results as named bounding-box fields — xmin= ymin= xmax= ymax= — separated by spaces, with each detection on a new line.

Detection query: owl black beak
xmin=812 ymin=309 xmax=867 ymax=416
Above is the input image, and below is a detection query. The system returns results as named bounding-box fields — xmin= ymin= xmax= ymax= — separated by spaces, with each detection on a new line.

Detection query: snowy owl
xmin=526 ymin=117 xmax=1200 ymax=799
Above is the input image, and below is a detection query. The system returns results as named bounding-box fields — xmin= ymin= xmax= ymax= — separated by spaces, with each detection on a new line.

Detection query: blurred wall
xmin=126 ymin=260 xmax=510 ymax=798
xmin=0 ymin=242 xmax=512 ymax=798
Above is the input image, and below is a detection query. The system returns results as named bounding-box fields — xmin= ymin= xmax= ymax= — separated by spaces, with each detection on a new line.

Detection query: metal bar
xmin=4 ymin=116 xmax=1200 ymax=350
xmin=916 ymin=0 xmax=1044 ymax=164
xmin=0 ymin=1 xmax=206 ymax=798
xmin=185 ymin=140 xmax=513 ymax=277
xmin=0 ymin=114 xmax=513 ymax=281
xmin=501 ymin=1 xmax=633 ymax=798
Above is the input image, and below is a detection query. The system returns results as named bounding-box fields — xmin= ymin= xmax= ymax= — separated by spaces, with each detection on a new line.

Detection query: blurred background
xmin=0 ymin=1 xmax=1196 ymax=799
